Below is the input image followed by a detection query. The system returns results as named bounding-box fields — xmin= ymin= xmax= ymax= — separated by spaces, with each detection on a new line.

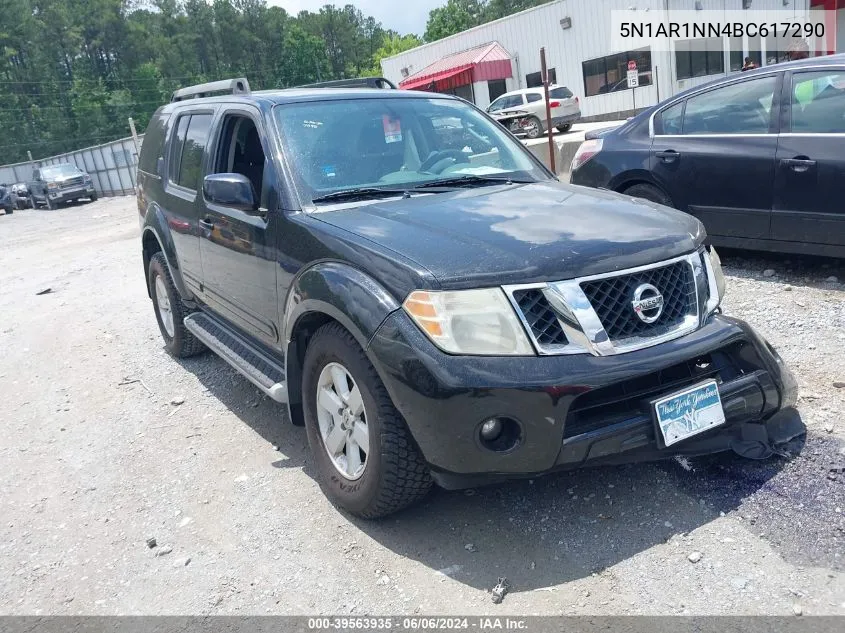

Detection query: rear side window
xmin=168 ymin=116 xmax=190 ymax=183
xmin=549 ymin=87 xmax=573 ymax=99
xmin=138 ymin=111 xmax=170 ymax=174
xmin=791 ymin=70 xmax=845 ymax=133
xmin=526 ymin=93 xmax=542 ymax=103
xmin=177 ymin=114 xmax=213 ymax=190
xmin=681 ymin=76 xmax=776 ymax=134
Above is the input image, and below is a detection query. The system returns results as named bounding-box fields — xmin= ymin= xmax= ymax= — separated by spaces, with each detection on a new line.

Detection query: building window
xmin=675 ymin=38 xmax=724 ymax=80
xmin=581 ymin=48 xmax=652 ymax=97
xmin=526 ymin=68 xmax=556 ymax=88
xmin=487 ymin=79 xmax=507 ymax=103
xmin=729 ymin=37 xmax=743 ymax=72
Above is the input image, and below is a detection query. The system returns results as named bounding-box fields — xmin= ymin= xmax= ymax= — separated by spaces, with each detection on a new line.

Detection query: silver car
xmin=487 ymin=85 xmax=581 ymax=138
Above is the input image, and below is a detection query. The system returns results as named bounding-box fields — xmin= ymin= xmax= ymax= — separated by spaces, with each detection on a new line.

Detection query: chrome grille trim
xmin=504 ymin=253 xmax=707 ymax=357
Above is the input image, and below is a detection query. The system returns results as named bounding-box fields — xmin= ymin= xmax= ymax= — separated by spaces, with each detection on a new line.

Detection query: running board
xmin=184 ymin=312 xmax=288 ymax=403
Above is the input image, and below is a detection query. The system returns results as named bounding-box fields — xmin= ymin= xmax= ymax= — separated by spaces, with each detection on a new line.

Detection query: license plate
xmin=653 ymin=380 xmax=726 ymax=447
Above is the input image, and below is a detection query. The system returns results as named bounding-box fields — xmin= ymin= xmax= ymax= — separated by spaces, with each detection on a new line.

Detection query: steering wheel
xmin=419 ymin=149 xmax=468 ymax=174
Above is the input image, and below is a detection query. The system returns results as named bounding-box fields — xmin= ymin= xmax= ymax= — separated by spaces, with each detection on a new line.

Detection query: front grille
xmin=563 ymin=344 xmax=745 ymax=438
xmin=61 ymin=176 xmax=85 ymax=188
xmin=511 ymin=289 xmax=568 ymax=347
xmin=581 ymin=260 xmax=696 ymax=341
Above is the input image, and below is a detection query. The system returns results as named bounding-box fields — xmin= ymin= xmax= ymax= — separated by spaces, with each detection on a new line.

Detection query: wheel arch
xmin=282 ymin=261 xmax=401 ymax=426
xmin=611 ymin=176 xmax=674 ymax=206
xmin=141 ymin=206 xmax=191 ymax=300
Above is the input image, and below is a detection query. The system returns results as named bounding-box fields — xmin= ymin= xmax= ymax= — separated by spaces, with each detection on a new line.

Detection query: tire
xmin=556 ymin=124 xmax=572 ymax=133
xmin=302 ymin=322 xmax=432 ymax=518
xmin=90 ymin=192 xmax=98 ymax=202
xmin=523 ymin=115 xmax=543 ymax=139
xmin=147 ymin=252 xmax=205 ymax=358
xmin=623 ymin=183 xmax=673 ymax=208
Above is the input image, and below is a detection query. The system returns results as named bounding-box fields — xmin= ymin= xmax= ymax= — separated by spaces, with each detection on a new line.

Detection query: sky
xmin=269 ymin=0 xmax=444 ymax=36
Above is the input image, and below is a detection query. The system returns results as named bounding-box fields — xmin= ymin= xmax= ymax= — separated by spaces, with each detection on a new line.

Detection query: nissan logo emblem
xmin=631 ymin=283 xmax=664 ymax=323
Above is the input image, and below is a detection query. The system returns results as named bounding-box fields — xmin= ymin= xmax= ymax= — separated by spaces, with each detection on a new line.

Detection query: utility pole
xmin=128 ymin=117 xmax=141 ymax=155
xmin=540 ymin=47 xmax=556 ymax=174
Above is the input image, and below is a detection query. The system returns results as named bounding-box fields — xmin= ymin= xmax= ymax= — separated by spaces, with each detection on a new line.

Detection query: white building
xmin=381 ymin=0 xmax=843 ymax=120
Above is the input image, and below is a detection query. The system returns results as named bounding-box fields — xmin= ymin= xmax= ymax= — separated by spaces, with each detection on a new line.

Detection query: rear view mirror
xmin=203 ymin=173 xmax=258 ymax=213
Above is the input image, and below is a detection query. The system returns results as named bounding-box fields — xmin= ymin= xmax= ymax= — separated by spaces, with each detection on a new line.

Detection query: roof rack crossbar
xmin=171 ymin=78 xmax=251 ymax=102
xmin=296 ymin=77 xmax=397 ymax=90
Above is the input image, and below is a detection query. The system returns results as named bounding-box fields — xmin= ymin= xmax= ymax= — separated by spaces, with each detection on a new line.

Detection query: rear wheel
xmin=623 ymin=183 xmax=673 ymax=208
xmin=147 ymin=252 xmax=205 ymax=358
xmin=302 ymin=322 xmax=432 ymax=518
xmin=522 ymin=116 xmax=543 ymax=139
xmin=556 ymin=123 xmax=572 ymax=133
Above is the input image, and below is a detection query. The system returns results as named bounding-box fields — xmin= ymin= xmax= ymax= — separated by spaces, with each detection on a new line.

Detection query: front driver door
xmin=771 ymin=67 xmax=845 ymax=249
xmin=198 ymin=108 xmax=280 ymax=348
xmin=650 ymin=73 xmax=781 ymax=242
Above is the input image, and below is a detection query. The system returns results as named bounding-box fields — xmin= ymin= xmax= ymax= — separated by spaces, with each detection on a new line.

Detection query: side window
xmin=138 ymin=112 xmax=170 ymax=174
xmin=211 ymin=114 xmax=267 ymax=199
xmin=791 ymin=70 xmax=845 ymax=133
xmin=168 ymin=115 xmax=190 ymax=183
xmin=176 ymin=114 xmax=213 ymax=190
xmin=682 ymin=76 xmax=776 ymax=135
xmin=658 ymin=101 xmax=685 ymax=135
xmin=526 ymin=93 xmax=543 ymax=104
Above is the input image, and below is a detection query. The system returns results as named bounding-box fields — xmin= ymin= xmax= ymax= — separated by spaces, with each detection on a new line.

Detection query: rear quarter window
xmin=549 ymin=87 xmax=573 ymax=99
xmin=138 ymin=111 xmax=171 ymax=175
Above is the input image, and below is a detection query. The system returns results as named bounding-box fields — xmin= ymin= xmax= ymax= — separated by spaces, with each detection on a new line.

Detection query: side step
xmin=184 ymin=312 xmax=288 ymax=403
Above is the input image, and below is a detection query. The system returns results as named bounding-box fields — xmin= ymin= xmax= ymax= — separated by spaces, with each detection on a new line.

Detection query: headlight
xmin=704 ymin=246 xmax=726 ymax=312
xmin=403 ymin=289 xmax=533 ymax=355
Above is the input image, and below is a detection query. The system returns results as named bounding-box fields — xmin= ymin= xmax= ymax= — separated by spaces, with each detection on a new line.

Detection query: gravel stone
xmin=155 ymin=545 xmax=173 ymax=557
xmin=763 ymin=269 xmax=776 ymax=277
xmin=688 ymin=551 xmax=703 ymax=563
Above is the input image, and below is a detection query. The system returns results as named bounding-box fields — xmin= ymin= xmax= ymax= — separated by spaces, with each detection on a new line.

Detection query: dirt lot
xmin=0 ymin=198 xmax=843 ymax=616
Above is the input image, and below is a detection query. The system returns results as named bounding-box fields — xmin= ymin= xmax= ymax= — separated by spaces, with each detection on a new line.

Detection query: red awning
xmin=399 ymin=42 xmax=513 ymax=92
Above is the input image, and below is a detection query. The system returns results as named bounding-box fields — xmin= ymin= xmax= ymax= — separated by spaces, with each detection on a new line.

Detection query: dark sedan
xmin=570 ymin=54 xmax=845 ymax=258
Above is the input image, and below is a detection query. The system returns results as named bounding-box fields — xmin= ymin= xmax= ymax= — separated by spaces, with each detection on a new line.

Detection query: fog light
xmin=480 ymin=418 xmax=503 ymax=441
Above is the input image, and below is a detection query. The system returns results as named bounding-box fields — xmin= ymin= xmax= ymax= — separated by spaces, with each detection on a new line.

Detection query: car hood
xmin=311 ymin=181 xmax=705 ymax=289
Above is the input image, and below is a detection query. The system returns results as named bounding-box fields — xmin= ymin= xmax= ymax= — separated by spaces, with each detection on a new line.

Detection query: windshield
xmin=273 ymin=96 xmax=549 ymax=204
xmin=42 ymin=164 xmax=82 ymax=179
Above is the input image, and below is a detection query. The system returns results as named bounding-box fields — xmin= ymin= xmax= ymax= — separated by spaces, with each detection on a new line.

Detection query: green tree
xmin=366 ymin=33 xmax=423 ymax=76
xmin=424 ymin=0 xmax=484 ymax=43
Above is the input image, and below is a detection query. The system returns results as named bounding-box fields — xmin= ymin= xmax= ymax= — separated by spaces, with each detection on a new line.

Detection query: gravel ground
xmin=0 ymin=198 xmax=843 ymax=616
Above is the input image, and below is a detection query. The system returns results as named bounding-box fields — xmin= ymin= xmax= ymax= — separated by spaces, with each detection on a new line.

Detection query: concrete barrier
xmin=524 ymin=137 xmax=582 ymax=180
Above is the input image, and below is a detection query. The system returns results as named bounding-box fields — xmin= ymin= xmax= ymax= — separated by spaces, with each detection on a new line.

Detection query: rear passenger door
xmin=198 ymin=107 xmax=280 ymax=348
xmin=772 ymin=68 xmax=845 ymax=248
xmin=650 ymin=74 xmax=781 ymax=241
xmin=163 ymin=109 xmax=215 ymax=296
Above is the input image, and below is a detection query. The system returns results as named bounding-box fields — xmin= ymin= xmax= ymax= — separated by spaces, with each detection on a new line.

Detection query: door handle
xmin=199 ymin=218 xmax=214 ymax=229
xmin=655 ymin=149 xmax=680 ymax=164
xmin=781 ymin=157 xmax=816 ymax=173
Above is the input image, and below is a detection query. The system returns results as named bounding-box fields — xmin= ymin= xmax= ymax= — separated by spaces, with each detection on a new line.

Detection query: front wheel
xmin=89 ymin=192 xmax=98 ymax=202
xmin=556 ymin=123 xmax=572 ymax=133
xmin=522 ymin=115 xmax=543 ymax=139
xmin=302 ymin=322 xmax=432 ymax=518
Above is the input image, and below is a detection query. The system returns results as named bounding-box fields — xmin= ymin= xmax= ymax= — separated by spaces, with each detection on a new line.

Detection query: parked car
xmin=11 ymin=183 xmax=31 ymax=209
xmin=487 ymin=85 xmax=581 ymax=138
xmin=0 ymin=185 xmax=14 ymax=215
xmin=29 ymin=163 xmax=98 ymax=209
xmin=570 ymin=54 xmax=845 ymax=258
xmin=137 ymin=77 xmax=801 ymax=518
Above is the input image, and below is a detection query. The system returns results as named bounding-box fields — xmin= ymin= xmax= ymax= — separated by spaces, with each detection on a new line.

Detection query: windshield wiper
xmin=409 ymin=175 xmax=532 ymax=190
xmin=311 ymin=187 xmax=408 ymax=203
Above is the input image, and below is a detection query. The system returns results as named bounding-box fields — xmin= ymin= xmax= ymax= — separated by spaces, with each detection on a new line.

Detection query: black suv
xmin=137 ymin=78 xmax=801 ymax=518
xmin=29 ymin=163 xmax=98 ymax=209
xmin=570 ymin=55 xmax=845 ymax=258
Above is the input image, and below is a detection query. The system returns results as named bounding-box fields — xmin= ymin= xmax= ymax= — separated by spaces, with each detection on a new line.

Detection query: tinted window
xmin=549 ymin=86 xmax=573 ymax=99
xmin=526 ymin=93 xmax=542 ymax=103
xmin=169 ymin=115 xmax=190 ymax=183
xmin=791 ymin=71 xmax=845 ymax=133
xmin=526 ymin=68 xmax=555 ymax=88
xmin=582 ymin=48 xmax=652 ymax=97
xmin=138 ymin=112 xmax=170 ymax=174
xmin=682 ymin=76 xmax=776 ymax=134
xmin=487 ymin=79 xmax=507 ymax=103
xmin=175 ymin=114 xmax=212 ymax=190
xmin=488 ymin=94 xmax=524 ymax=112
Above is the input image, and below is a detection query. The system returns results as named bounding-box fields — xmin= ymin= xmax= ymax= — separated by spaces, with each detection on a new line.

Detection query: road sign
xmin=627 ymin=69 xmax=639 ymax=88
xmin=628 ymin=60 xmax=637 ymax=72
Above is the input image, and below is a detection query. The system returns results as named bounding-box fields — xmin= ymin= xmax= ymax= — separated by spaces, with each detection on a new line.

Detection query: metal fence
xmin=0 ymin=134 xmax=144 ymax=197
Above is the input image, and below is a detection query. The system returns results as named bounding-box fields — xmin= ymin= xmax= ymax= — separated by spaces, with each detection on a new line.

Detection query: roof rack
xmin=297 ymin=77 xmax=397 ymax=90
xmin=171 ymin=78 xmax=251 ymax=102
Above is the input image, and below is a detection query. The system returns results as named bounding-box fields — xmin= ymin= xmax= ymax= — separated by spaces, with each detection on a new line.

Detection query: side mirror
xmin=203 ymin=173 xmax=259 ymax=213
